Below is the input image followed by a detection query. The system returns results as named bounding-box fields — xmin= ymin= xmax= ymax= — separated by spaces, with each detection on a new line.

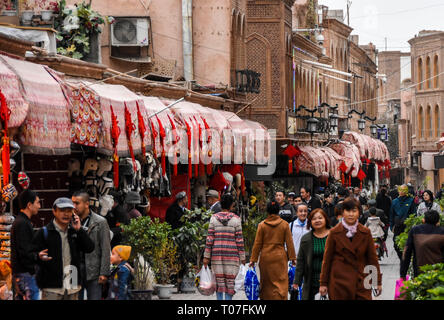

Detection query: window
xmin=435 ymin=105 xmax=440 ymax=137
xmin=418 ymin=58 xmax=423 ymax=90
xmin=426 ymin=56 xmax=431 ymax=89
xmin=434 ymin=55 xmax=439 ymax=88
xmin=418 ymin=106 xmax=423 ymax=138
xmin=426 ymin=105 xmax=432 ymax=138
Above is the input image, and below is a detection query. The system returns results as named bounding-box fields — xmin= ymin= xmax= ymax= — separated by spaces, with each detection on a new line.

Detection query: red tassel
xmin=288 ymin=159 xmax=293 ymax=174
xmin=348 ymin=175 xmax=351 ymax=187
xmin=188 ymin=153 xmax=192 ymax=179
xmin=113 ymin=153 xmax=119 ymax=189
xmin=173 ymin=153 xmax=178 ymax=176
xmin=2 ymin=135 xmax=10 ymax=185
xmin=241 ymin=164 xmax=246 ymax=196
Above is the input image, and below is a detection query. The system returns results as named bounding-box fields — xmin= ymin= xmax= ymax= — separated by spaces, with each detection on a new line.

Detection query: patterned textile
xmin=0 ymin=59 xmax=29 ymax=128
xmin=87 ymin=83 xmax=144 ymax=157
xmin=311 ymin=234 xmax=327 ymax=288
xmin=204 ymin=212 xmax=245 ymax=296
xmin=0 ymin=55 xmax=71 ymax=154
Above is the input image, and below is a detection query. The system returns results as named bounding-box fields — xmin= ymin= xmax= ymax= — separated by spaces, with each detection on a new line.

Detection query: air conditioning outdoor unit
xmin=111 ymin=17 xmax=149 ymax=47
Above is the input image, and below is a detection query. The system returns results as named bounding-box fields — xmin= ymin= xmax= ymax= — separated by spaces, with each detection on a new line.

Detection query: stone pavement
xmin=158 ymin=230 xmax=400 ymax=301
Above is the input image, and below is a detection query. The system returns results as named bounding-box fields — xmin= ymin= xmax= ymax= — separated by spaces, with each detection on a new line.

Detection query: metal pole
xmin=146 ymin=97 xmax=186 ymax=120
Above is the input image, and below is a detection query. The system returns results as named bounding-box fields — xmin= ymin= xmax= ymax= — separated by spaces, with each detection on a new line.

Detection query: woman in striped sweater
xmin=203 ymin=193 xmax=246 ymax=300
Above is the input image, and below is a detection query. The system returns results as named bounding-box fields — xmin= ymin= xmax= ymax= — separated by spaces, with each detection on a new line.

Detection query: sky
xmin=318 ymin=0 xmax=444 ymax=52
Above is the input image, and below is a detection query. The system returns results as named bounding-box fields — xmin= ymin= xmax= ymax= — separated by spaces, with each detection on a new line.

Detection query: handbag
xmin=290 ymin=287 xmax=299 ymax=301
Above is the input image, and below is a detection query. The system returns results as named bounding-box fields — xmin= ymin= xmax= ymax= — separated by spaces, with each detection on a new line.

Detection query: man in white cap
xmin=165 ymin=191 xmax=188 ymax=230
xmin=206 ymin=189 xmax=221 ymax=213
xmin=32 ymin=197 xmax=94 ymax=300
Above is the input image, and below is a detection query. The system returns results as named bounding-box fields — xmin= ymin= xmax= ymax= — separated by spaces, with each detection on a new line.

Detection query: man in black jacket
xmin=300 ymin=187 xmax=322 ymax=212
xmin=400 ymin=210 xmax=444 ymax=279
xmin=165 ymin=191 xmax=188 ymax=230
xmin=275 ymin=191 xmax=295 ymax=223
xmin=10 ymin=190 xmax=41 ymax=300
xmin=32 ymin=197 xmax=94 ymax=300
xmin=322 ymin=192 xmax=335 ymax=224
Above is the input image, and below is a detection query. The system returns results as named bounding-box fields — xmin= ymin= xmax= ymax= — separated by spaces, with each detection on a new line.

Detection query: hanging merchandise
xmin=136 ymin=101 xmax=147 ymax=159
xmin=17 ymin=172 xmax=30 ymax=190
xmin=209 ymin=169 xmax=228 ymax=192
xmin=194 ymin=116 xmax=205 ymax=177
xmin=201 ymin=116 xmax=212 ymax=175
xmin=156 ymin=115 xmax=166 ymax=175
xmin=357 ymin=168 xmax=367 ymax=190
xmin=282 ymin=144 xmax=302 ymax=175
xmin=1 ymin=184 xmax=17 ymax=203
xmin=184 ymin=120 xmax=192 ymax=179
xmin=191 ymin=118 xmax=198 ymax=178
xmin=167 ymin=114 xmax=179 ymax=176
xmin=384 ymin=159 xmax=391 ymax=179
xmin=149 ymin=118 xmax=158 ymax=157
xmin=110 ymin=105 xmax=121 ymax=189
xmin=0 ymin=89 xmax=10 ymax=186
xmin=124 ymin=103 xmax=137 ymax=172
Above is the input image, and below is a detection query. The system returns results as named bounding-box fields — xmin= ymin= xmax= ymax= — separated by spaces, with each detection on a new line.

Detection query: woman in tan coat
xmin=319 ymin=197 xmax=383 ymax=300
xmin=249 ymin=201 xmax=296 ymax=300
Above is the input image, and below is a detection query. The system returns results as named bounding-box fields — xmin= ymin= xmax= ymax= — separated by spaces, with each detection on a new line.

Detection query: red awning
xmin=329 ymin=141 xmax=361 ymax=177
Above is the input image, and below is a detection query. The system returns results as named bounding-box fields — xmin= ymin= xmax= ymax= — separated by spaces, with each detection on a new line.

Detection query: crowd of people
xmin=9 ymin=189 xmax=146 ymax=300
xmin=203 ymin=183 xmax=444 ymax=300
xmin=6 ymin=181 xmax=444 ymax=301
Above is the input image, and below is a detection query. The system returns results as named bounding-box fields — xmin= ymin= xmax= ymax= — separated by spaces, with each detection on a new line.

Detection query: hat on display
xmin=206 ymin=189 xmax=219 ymax=199
xmin=125 ymin=191 xmax=141 ymax=204
xmin=18 ymin=171 xmax=30 ymax=189
xmin=83 ymin=158 xmax=99 ymax=176
xmin=138 ymin=195 xmax=150 ymax=208
xmin=175 ymin=191 xmax=187 ymax=200
xmin=1 ymin=184 xmax=17 ymax=203
xmin=97 ymin=158 xmax=113 ymax=177
xmin=53 ymin=197 xmax=75 ymax=209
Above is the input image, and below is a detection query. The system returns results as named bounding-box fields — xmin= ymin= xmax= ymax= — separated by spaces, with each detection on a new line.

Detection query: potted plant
xmin=2 ymin=0 xmax=17 ymax=16
xmin=122 ymin=216 xmax=180 ymax=300
xmin=173 ymin=208 xmax=213 ymax=293
xmin=21 ymin=0 xmax=35 ymax=24
xmin=40 ymin=1 xmax=57 ymax=21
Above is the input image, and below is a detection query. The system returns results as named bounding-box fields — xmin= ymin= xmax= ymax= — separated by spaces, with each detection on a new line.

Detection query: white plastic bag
xmin=195 ymin=266 xmax=216 ymax=296
xmin=235 ymin=264 xmax=248 ymax=292
xmin=314 ymin=293 xmax=329 ymax=300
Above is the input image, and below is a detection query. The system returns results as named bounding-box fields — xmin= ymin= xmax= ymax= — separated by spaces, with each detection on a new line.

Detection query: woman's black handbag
xmin=290 ymin=287 xmax=299 ymax=301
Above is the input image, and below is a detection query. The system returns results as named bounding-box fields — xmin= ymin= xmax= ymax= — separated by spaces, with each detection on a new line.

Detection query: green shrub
xmin=400 ymin=263 xmax=444 ymax=300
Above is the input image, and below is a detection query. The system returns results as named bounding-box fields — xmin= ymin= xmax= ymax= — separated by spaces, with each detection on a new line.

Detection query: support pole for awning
xmin=146 ymin=96 xmax=187 ymax=120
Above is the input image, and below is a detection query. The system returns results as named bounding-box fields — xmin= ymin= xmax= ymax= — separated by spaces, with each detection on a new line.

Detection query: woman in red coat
xmin=319 ymin=197 xmax=382 ymax=300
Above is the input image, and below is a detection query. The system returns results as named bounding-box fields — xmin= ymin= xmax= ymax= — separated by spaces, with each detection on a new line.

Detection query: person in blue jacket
xmin=389 ymin=185 xmax=416 ymax=262
xmin=108 ymin=245 xmax=133 ymax=300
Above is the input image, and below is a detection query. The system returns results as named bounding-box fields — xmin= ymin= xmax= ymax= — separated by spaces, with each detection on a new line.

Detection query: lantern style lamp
xmin=307 ymin=117 xmax=319 ymax=134
xmin=329 ymin=113 xmax=339 ymax=128
xmin=358 ymin=118 xmax=366 ymax=132
xmin=370 ymin=124 xmax=377 ymax=136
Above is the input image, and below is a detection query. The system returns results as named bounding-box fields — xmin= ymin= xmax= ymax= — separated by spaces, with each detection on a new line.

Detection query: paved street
xmin=156 ymin=231 xmax=400 ymax=301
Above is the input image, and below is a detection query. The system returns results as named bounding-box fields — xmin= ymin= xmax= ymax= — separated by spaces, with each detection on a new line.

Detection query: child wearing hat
xmin=108 ymin=245 xmax=134 ymax=300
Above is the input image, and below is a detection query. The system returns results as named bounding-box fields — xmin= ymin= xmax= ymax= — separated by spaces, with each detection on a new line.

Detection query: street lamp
xmin=307 ymin=117 xmax=319 ymax=133
xmin=358 ymin=118 xmax=366 ymax=132
xmin=370 ymin=124 xmax=377 ymax=136
xmin=329 ymin=113 xmax=339 ymax=128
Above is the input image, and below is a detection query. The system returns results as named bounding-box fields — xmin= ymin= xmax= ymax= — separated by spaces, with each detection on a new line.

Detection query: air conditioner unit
xmin=111 ymin=18 xmax=149 ymax=47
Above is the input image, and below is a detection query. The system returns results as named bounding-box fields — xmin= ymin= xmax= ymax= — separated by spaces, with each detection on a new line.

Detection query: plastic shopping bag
xmin=314 ymin=293 xmax=329 ymax=300
xmin=394 ymin=275 xmax=409 ymax=300
xmin=288 ymin=263 xmax=296 ymax=290
xmin=244 ymin=266 xmax=260 ymax=300
xmin=195 ymin=266 xmax=216 ymax=296
xmin=235 ymin=264 xmax=248 ymax=292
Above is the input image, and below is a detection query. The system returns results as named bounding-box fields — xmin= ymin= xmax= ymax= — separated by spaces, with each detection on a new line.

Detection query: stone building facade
xmin=408 ymin=30 xmax=444 ymax=191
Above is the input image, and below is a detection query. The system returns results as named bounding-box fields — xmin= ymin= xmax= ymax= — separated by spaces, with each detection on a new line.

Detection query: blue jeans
xmin=216 ymin=292 xmax=233 ymax=300
xmin=13 ymin=273 xmax=40 ymax=300
xmin=80 ymin=279 xmax=103 ymax=300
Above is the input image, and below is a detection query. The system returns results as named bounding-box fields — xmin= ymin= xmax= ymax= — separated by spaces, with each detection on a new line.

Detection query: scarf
xmin=297 ymin=218 xmax=306 ymax=227
xmin=342 ymin=219 xmax=358 ymax=238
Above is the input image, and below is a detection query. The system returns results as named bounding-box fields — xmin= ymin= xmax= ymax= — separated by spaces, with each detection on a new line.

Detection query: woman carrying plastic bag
xmin=195 ymin=265 xmax=216 ymax=296
xmin=244 ymin=266 xmax=260 ymax=300
xmin=234 ymin=264 xmax=248 ymax=292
